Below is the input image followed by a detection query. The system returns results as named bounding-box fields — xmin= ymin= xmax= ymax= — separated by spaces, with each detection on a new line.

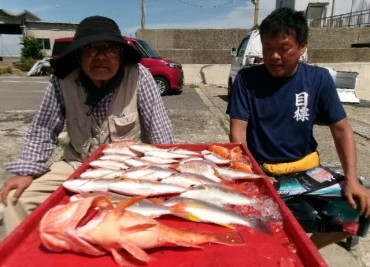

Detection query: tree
xmin=20 ymin=36 xmax=44 ymax=59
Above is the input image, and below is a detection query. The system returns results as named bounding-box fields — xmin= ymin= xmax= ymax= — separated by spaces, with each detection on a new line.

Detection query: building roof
xmin=0 ymin=9 xmax=41 ymax=21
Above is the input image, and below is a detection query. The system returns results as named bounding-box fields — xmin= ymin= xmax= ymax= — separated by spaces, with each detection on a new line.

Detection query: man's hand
xmin=344 ymin=179 xmax=370 ymax=218
xmin=0 ymin=175 xmax=33 ymax=206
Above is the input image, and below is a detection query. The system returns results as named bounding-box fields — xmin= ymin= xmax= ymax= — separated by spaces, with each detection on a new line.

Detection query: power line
xmin=175 ymin=0 xmax=243 ymax=8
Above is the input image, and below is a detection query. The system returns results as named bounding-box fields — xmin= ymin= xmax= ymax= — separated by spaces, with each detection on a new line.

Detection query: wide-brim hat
xmin=50 ymin=15 xmax=141 ymax=78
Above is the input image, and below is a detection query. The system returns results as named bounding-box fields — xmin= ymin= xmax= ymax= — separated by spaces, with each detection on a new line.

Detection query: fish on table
xmin=79 ymin=168 xmax=126 ymax=179
xmin=71 ymin=192 xmax=172 ymax=218
xmin=180 ymin=185 xmax=259 ymax=207
xmin=39 ymin=195 xmax=246 ymax=266
xmin=161 ymin=172 xmax=231 ymax=189
xmin=63 ymin=178 xmax=118 ymax=193
xmin=108 ymin=179 xmax=188 ymax=197
xmin=164 ymin=197 xmax=271 ymax=234
xmin=89 ymin=159 xmax=130 ymax=170
xmin=176 ymin=160 xmax=221 ymax=182
xmin=119 ymin=165 xmax=176 ymax=181
xmin=201 ymin=150 xmax=231 ymax=165
xmin=213 ymin=166 xmax=266 ymax=181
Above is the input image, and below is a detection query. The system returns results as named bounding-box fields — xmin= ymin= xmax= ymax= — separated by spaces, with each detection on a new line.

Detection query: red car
xmin=52 ymin=37 xmax=184 ymax=95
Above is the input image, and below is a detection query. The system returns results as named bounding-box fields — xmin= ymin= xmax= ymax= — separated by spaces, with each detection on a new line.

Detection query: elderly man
xmin=1 ymin=15 xmax=174 ymax=236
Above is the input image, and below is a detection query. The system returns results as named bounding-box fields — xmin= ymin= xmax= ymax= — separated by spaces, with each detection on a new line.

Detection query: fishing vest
xmin=59 ymin=64 xmax=142 ymax=162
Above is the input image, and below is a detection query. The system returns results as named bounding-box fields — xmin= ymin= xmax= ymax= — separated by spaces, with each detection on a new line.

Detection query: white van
xmin=227 ymin=29 xmax=359 ymax=103
xmin=228 ymin=30 xmax=262 ymax=95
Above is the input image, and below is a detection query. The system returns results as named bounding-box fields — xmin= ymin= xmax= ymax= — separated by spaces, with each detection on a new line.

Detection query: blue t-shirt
xmin=228 ymin=63 xmax=346 ymax=164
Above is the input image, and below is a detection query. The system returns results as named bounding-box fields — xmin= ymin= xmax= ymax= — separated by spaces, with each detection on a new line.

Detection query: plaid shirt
xmin=5 ymin=64 xmax=174 ymax=177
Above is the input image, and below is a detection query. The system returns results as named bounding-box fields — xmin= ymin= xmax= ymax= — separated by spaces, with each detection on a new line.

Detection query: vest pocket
xmin=112 ymin=111 xmax=138 ymax=137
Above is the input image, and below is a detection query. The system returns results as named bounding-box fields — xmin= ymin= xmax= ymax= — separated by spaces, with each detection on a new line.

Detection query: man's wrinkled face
xmin=261 ymin=31 xmax=307 ymax=77
xmin=78 ymin=41 xmax=122 ymax=86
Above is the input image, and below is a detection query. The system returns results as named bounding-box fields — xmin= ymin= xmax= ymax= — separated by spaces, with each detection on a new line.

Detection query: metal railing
xmin=309 ymin=9 xmax=370 ymax=28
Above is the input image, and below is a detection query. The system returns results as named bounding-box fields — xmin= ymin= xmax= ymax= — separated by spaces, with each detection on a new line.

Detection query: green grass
xmin=218 ymin=119 xmax=229 ymax=134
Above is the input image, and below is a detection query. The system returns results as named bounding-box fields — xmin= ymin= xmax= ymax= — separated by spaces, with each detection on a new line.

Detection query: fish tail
xmin=115 ymin=196 xmax=148 ymax=215
xmin=209 ymin=230 xmax=245 ymax=246
xmin=169 ymin=203 xmax=203 ymax=223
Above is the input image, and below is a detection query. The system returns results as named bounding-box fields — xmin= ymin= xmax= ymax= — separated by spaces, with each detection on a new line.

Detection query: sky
xmin=0 ymin=0 xmax=351 ymax=56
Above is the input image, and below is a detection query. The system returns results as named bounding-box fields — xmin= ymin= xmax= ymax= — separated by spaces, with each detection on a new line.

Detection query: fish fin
xmin=170 ymin=203 xmax=236 ymax=229
xmin=217 ymin=223 xmax=236 ymax=229
xmin=115 ymin=196 xmax=148 ymax=215
xmin=121 ymin=223 xmax=157 ymax=233
xmin=91 ymin=196 xmax=115 ymax=210
xmin=209 ymin=230 xmax=246 ymax=246
xmin=170 ymin=203 xmax=203 ymax=223
xmin=147 ymin=197 xmax=165 ymax=205
xmin=110 ymin=243 xmax=150 ymax=265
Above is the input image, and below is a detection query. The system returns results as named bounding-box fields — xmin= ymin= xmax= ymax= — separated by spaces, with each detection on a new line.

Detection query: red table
xmin=0 ymin=143 xmax=328 ymax=267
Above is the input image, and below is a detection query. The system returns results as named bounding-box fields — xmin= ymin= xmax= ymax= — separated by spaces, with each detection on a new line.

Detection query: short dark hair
xmin=259 ymin=7 xmax=308 ymax=46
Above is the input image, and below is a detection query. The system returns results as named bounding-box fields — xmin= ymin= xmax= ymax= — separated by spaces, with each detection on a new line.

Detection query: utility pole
xmin=251 ymin=0 xmax=259 ymax=26
xmin=141 ymin=0 xmax=146 ymax=29
xmin=331 ymin=0 xmax=335 ymax=17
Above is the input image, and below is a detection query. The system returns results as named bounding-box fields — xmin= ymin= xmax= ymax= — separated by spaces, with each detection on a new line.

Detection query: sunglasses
xmin=80 ymin=42 xmax=122 ymax=58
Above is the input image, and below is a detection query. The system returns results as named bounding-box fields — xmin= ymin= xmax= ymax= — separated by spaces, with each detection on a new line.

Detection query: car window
xmin=237 ymin=35 xmax=251 ymax=57
xmin=135 ymin=40 xmax=162 ymax=59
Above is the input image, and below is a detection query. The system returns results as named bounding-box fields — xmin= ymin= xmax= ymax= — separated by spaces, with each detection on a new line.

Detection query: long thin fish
xmin=164 ymin=197 xmax=271 ymax=234
xmin=180 ymin=185 xmax=258 ymax=207
xmin=108 ymin=179 xmax=187 ymax=196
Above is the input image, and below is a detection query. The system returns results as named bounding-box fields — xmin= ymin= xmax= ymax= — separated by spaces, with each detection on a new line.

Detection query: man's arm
xmin=1 ymin=76 xmax=66 ymax=205
xmin=137 ymin=64 xmax=174 ymax=144
xmin=229 ymin=118 xmax=248 ymax=144
xmin=330 ymin=118 xmax=370 ymax=217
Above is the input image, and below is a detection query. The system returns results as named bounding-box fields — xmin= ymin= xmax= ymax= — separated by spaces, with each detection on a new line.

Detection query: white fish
xmin=214 ymin=166 xmax=264 ymax=181
xmin=201 ymin=150 xmax=231 ymax=165
xmin=80 ymin=168 xmax=126 ymax=179
xmin=164 ymin=197 xmax=271 ymax=234
xmin=180 ymin=185 xmax=258 ymax=207
xmin=123 ymin=157 xmax=152 ymax=167
xmin=140 ymin=156 xmax=179 ymax=164
xmin=179 ymin=157 xmax=204 ymax=164
xmin=169 ymin=148 xmax=202 ymax=156
xmin=103 ymin=147 xmax=141 ymax=157
xmin=120 ymin=165 xmax=176 ymax=181
xmin=129 ymin=143 xmax=168 ymax=154
xmin=176 ymin=160 xmax=221 ymax=182
xmin=89 ymin=160 xmax=130 ymax=170
xmin=70 ymin=191 xmax=128 ymax=203
xmin=99 ymin=154 xmax=133 ymax=162
xmin=63 ymin=178 xmax=116 ymax=193
xmin=161 ymin=172 xmax=228 ymax=189
xmin=145 ymin=150 xmax=191 ymax=159
xmin=108 ymin=179 xmax=187 ymax=196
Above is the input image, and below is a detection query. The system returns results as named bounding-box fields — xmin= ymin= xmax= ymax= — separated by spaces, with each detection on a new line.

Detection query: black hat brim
xmin=50 ymin=34 xmax=141 ymax=79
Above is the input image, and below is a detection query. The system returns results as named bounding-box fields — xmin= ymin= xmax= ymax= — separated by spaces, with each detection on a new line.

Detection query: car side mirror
xmin=231 ymin=48 xmax=237 ymax=56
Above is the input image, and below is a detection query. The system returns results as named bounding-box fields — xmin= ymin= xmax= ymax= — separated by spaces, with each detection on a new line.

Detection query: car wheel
xmin=155 ymin=77 xmax=170 ymax=96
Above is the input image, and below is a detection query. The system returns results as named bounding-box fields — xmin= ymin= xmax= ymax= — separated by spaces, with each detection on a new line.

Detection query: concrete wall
xmin=136 ymin=29 xmax=250 ymax=64
xmin=136 ymin=28 xmax=370 ymax=64
xmin=182 ymin=63 xmax=370 ymax=102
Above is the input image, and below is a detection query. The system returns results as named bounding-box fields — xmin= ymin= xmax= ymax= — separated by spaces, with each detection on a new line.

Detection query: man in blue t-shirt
xmin=228 ymin=7 xmax=370 ymax=249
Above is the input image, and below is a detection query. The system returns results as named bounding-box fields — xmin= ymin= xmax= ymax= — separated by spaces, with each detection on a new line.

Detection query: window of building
xmin=38 ymin=38 xmax=51 ymax=50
